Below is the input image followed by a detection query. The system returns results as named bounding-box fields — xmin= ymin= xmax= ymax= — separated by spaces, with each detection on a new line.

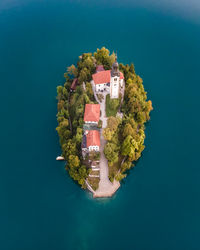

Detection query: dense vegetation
xmin=56 ymin=47 xmax=152 ymax=188
xmin=103 ymin=62 xmax=153 ymax=181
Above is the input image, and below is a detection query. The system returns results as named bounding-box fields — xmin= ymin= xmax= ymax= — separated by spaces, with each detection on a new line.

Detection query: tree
xmin=104 ymin=142 xmax=119 ymax=164
xmin=63 ymin=139 xmax=77 ymax=157
xmin=75 ymin=127 xmax=83 ymax=144
xmin=129 ymin=63 xmax=135 ymax=74
xmin=78 ymin=53 xmax=95 ymax=74
xmin=94 ymin=47 xmax=115 ymax=69
xmin=75 ymin=104 xmax=84 ymax=117
xmin=56 ymin=119 xmax=70 ymax=143
xmin=68 ymin=155 xmax=80 ymax=168
xmin=121 ymin=161 xmax=133 ymax=173
xmin=103 ymin=117 xmax=121 ymax=142
xmin=78 ymin=67 xmax=90 ymax=84
xmin=121 ymin=135 xmax=138 ymax=159
xmin=122 ymin=123 xmax=136 ymax=138
xmin=136 ymin=111 xmax=146 ymax=123
xmin=62 ymin=87 xmax=69 ymax=99
xmin=57 ymin=86 xmax=63 ymax=101
xmin=82 ymin=56 xmax=95 ymax=73
xmin=86 ymin=82 xmax=94 ymax=100
xmin=107 ymin=116 xmax=121 ymax=132
xmin=67 ymin=64 xmax=78 ymax=77
xmin=103 ymin=128 xmax=113 ymax=141
xmin=78 ymin=165 xmax=88 ymax=178
xmin=115 ymin=172 xmax=127 ymax=181
xmin=57 ymin=100 xmax=64 ymax=111
xmin=98 ymin=120 xmax=102 ymax=128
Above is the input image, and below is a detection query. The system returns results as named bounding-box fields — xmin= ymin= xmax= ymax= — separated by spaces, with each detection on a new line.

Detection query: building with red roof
xmin=84 ymin=104 xmax=100 ymax=124
xmin=82 ymin=130 xmax=100 ymax=152
xmin=86 ymin=130 xmax=100 ymax=151
xmin=92 ymin=70 xmax=124 ymax=85
xmin=92 ymin=58 xmax=124 ymax=99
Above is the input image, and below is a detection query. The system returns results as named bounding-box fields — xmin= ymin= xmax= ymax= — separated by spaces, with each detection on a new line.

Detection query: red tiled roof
xmin=92 ymin=70 xmax=124 ymax=85
xmin=84 ymin=104 xmax=100 ymax=123
xmin=96 ymin=65 xmax=105 ymax=72
xmin=71 ymin=78 xmax=78 ymax=90
xmin=86 ymin=130 xmax=100 ymax=147
xmin=120 ymin=72 xmax=124 ymax=79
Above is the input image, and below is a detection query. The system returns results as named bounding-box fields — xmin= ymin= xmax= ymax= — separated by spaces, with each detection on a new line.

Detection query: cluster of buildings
xmin=71 ymin=58 xmax=124 ymax=156
xmin=81 ymin=104 xmax=101 ymax=155
xmin=80 ymin=57 xmax=125 ymax=156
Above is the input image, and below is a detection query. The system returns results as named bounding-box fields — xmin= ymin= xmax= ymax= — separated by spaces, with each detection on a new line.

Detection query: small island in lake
xmin=56 ymin=47 xmax=153 ymax=198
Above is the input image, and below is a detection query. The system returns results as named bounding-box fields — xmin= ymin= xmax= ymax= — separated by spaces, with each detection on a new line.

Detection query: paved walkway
xmin=93 ymin=131 xmax=120 ymax=198
xmin=90 ymin=81 xmax=120 ymax=198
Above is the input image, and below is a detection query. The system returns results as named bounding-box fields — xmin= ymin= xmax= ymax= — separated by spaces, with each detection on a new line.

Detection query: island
xmin=56 ymin=47 xmax=153 ymax=198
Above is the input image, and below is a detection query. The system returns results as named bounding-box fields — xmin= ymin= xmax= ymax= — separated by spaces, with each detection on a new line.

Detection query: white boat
xmin=56 ymin=156 xmax=65 ymax=161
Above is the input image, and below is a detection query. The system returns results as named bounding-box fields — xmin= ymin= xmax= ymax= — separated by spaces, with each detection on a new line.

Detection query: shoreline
xmin=93 ymin=180 xmax=120 ymax=198
xmin=85 ymin=178 xmax=120 ymax=198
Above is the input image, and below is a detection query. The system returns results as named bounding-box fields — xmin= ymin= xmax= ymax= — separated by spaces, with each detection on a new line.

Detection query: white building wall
xmin=95 ymin=83 xmax=106 ymax=92
xmin=120 ymin=79 xmax=124 ymax=88
xmin=88 ymin=146 xmax=100 ymax=152
xmin=110 ymin=76 xmax=119 ymax=99
xmin=85 ymin=121 xmax=98 ymax=124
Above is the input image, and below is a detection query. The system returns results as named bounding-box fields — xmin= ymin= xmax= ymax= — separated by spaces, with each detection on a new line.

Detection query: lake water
xmin=0 ymin=1 xmax=200 ymax=249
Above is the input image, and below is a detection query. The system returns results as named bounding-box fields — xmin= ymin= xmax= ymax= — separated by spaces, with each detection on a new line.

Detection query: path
xmin=93 ymin=130 xmax=120 ymax=198
xmin=90 ymin=81 xmax=120 ymax=198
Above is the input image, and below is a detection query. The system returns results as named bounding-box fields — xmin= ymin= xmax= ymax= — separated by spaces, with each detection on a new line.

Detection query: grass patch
xmin=106 ymin=94 xmax=120 ymax=117
xmin=90 ymin=170 xmax=100 ymax=176
xmin=87 ymin=177 xmax=100 ymax=191
xmin=108 ymin=156 xmax=123 ymax=182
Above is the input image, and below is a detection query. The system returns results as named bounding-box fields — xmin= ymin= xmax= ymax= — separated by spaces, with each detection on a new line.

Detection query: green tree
xmin=94 ymin=47 xmax=115 ymax=69
xmin=75 ymin=127 xmax=83 ymax=144
xmin=121 ymin=135 xmax=138 ymax=159
xmin=64 ymin=139 xmax=77 ymax=157
xmin=107 ymin=116 xmax=121 ymax=132
xmin=78 ymin=165 xmax=88 ymax=178
xmin=86 ymin=82 xmax=94 ymax=100
xmin=104 ymin=142 xmax=119 ymax=164
xmin=57 ymin=86 xmax=63 ymax=101
xmin=68 ymin=155 xmax=80 ymax=168
xmin=122 ymin=123 xmax=136 ymax=138
xmin=67 ymin=64 xmax=78 ymax=77
xmin=103 ymin=128 xmax=113 ymax=141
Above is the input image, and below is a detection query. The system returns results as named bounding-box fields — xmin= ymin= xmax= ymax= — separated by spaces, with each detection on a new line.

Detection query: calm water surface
xmin=0 ymin=1 xmax=200 ymax=249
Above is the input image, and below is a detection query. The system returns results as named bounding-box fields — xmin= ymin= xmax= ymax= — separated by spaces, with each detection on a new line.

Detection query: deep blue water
xmin=0 ymin=1 xmax=200 ymax=249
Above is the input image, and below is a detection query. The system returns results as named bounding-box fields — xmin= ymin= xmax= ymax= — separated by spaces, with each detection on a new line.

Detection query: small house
xmin=82 ymin=130 xmax=100 ymax=153
xmin=84 ymin=104 xmax=100 ymax=125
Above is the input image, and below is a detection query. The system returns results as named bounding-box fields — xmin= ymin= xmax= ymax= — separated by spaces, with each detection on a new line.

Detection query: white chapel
xmin=92 ymin=56 xmax=124 ymax=99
